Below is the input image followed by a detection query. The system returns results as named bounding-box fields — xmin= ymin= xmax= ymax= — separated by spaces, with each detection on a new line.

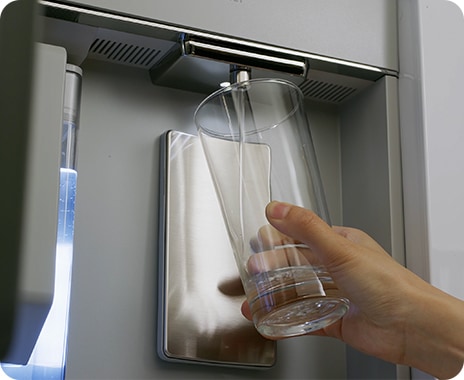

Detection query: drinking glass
xmin=194 ymin=78 xmax=349 ymax=339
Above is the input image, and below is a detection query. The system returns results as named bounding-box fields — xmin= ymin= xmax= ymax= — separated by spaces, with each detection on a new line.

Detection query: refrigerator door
xmin=398 ymin=1 xmax=464 ymax=377
xmin=2 ymin=1 xmax=414 ymax=379
xmin=399 ymin=0 xmax=464 ymax=302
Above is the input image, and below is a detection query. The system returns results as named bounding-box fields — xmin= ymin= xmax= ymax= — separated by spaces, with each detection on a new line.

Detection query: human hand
xmin=241 ymin=201 xmax=464 ymax=379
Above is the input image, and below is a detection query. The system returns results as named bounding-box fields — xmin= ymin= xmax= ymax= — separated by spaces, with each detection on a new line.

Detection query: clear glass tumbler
xmin=194 ymin=78 xmax=349 ymax=339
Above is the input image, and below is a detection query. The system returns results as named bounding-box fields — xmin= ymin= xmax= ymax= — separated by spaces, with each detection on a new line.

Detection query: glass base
xmin=255 ymin=297 xmax=349 ymax=339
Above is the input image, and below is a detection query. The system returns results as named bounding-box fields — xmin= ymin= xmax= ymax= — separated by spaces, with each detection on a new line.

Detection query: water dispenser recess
xmin=158 ymin=130 xmax=276 ymax=367
xmin=5 ymin=2 xmax=410 ymax=378
xmin=6 ymin=0 xmax=464 ymax=379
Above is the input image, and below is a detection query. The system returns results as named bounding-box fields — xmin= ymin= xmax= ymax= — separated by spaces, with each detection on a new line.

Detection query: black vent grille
xmin=89 ymin=38 xmax=162 ymax=68
xmin=300 ymin=79 xmax=357 ymax=104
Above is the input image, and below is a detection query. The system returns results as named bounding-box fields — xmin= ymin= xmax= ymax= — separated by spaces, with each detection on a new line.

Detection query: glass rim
xmin=194 ymin=78 xmax=304 ymax=139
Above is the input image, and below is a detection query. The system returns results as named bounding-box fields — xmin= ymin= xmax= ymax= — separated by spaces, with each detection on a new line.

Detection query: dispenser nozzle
xmin=230 ymin=65 xmax=251 ymax=84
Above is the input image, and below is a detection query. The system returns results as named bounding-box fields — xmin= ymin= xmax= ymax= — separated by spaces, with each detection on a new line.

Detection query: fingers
xmin=247 ymin=246 xmax=313 ymax=274
xmin=265 ymin=201 xmax=356 ymax=270
xmin=241 ymin=300 xmax=252 ymax=320
xmin=250 ymin=224 xmax=302 ymax=252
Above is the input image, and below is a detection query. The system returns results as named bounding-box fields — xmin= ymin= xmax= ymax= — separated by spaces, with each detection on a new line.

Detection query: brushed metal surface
xmin=158 ymin=130 xmax=276 ymax=368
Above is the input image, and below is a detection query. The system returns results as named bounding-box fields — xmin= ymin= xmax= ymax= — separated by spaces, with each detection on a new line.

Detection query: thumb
xmin=265 ymin=201 xmax=355 ymax=271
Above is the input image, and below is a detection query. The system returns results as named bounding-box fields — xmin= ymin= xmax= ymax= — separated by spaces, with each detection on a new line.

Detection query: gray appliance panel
xmin=158 ymin=130 xmax=276 ymax=368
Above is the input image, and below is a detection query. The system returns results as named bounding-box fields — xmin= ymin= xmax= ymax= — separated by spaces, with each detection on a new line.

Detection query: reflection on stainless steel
xmin=158 ymin=130 xmax=276 ymax=367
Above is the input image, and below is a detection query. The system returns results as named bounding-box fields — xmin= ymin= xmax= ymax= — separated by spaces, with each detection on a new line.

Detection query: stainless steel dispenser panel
xmin=158 ymin=130 xmax=276 ymax=368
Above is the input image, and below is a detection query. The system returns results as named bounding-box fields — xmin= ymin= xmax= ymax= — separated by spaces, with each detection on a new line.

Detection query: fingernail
xmin=267 ymin=201 xmax=291 ymax=220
